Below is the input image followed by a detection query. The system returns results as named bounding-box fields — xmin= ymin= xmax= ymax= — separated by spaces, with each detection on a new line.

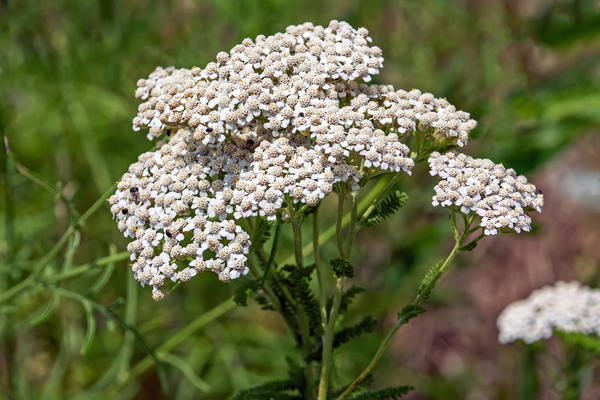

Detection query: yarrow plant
xmin=498 ymin=282 xmax=600 ymax=398
xmin=109 ymin=20 xmax=544 ymax=399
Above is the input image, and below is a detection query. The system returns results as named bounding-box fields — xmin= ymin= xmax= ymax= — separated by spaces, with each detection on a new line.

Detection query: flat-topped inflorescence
xmin=497 ymin=281 xmax=600 ymax=344
xmin=110 ymin=20 xmax=484 ymax=299
xmin=428 ymin=152 xmax=544 ymax=235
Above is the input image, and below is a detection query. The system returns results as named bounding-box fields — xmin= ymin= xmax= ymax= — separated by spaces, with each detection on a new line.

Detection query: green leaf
xmin=309 ymin=316 xmax=376 ymax=361
xmin=233 ymin=278 xmax=259 ymax=307
xmin=326 ymin=286 xmax=366 ymax=316
xmin=280 ymin=264 xmax=321 ymax=335
xmin=348 ymin=385 xmax=414 ymax=399
xmin=250 ymin=218 xmax=273 ymax=253
xmin=330 ymin=258 xmax=355 ymax=278
xmin=232 ymin=379 xmax=301 ymax=400
xmin=417 ymin=259 xmax=444 ymax=299
xmin=397 ymin=304 xmax=425 ymax=325
xmin=360 ymin=190 xmax=408 ymax=227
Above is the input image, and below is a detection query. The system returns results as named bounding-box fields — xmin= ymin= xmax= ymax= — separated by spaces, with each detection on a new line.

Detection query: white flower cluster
xmin=428 ymin=152 xmax=544 ymax=235
xmin=497 ymin=281 xmax=600 ymax=344
xmin=111 ymin=20 xmax=478 ymax=299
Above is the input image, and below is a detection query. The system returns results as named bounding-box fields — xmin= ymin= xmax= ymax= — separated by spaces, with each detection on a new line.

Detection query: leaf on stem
xmin=396 ymin=304 xmax=425 ymax=324
xmin=250 ymin=218 xmax=273 ymax=254
xmin=232 ymin=379 xmax=302 ymax=400
xmin=310 ymin=316 xmax=377 ymax=361
xmin=330 ymin=258 xmax=355 ymax=278
xmin=233 ymin=278 xmax=260 ymax=307
xmin=417 ymin=259 xmax=444 ymax=300
xmin=360 ymin=191 xmax=408 ymax=227
xmin=280 ymin=265 xmax=321 ymax=335
xmin=347 ymin=385 xmax=414 ymax=399
xmin=327 ymin=286 xmax=365 ymax=316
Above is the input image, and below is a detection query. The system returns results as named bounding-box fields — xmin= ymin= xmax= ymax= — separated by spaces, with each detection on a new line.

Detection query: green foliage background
xmin=1 ymin=0 xmax=600 ymax=399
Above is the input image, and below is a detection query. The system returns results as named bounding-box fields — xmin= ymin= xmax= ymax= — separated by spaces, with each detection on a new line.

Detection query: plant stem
xmin=318 ymin=277 xmax=344 ymax=400
xmin=318 ymin=190 xmax=358 ymax=400
xmin=336 ymin=218 xmax=470 ymax=400
xmin=336 ymin=188 xmax=346 ymax=258
xmin=261 ymin=220 xmax=282 ymax=285
xmin=290 ymin=211 xmax=317 ymax=400
xmin=314 ymin=206 xmax=327 ymax=331
xmin=281 ymin=176 xmax=390 ymax=265
xmin=291 ymin=215 xmax=304 ymax=269
xmin=344 ymin=192 xmax=358 ymax=258
xmin=358 ymin=174 xmax=399 ymax=222
xmin=563 ymin=339 xmax=585 ymax=400
xmin=44 ymin=251 xmax=130 ymax=282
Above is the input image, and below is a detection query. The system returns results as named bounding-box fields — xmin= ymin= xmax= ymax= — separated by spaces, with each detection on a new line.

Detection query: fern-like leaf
xmin=333 ymin=316 xmax=377 ymax=349
xmin=280 ymin=265 xmax=322 ymax=335
xmin=417 ymin=259 xmax=444 ymax=300
xmin=327 ymin=286 xmax=365 ymax=315
xmin=360 ymin=190 xmax=408 ymax=227
xmin=397 ymin=304 xmax=425 ymax=325
xmin=251 ymin=218 xmax=273 ymax=255
xmin=348 ymin=385 xmax=414 ymax=399
xmin=233 ymin=278 xmax=260 ymax=306
xmin=231 ymin=379 xmax=302 ymax=400
xmin=309 ymin=316 xmax=376 ymax=361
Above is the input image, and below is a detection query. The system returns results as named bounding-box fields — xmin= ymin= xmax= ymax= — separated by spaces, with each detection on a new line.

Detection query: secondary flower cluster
xmin=497 ymin=281 xmax=600 ymax=344
xmin=428 ymin=152 xmax=544 ymax=235
xmin=110 ymin=20 xmax=479 ymax=299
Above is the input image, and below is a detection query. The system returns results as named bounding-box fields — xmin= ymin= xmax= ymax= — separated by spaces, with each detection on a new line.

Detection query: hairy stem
xmin=261 ymin=220 xmax=282 ymax=285
xmin=314 ymin=206 xmax=327 ymax=331
xmin=358 ymin=174 xmax=399 ymax=222
xmin=290 ymin=212 xmax=316 ymax=399
xmin=318 ymin=277 xmax=344 ymax=400
xmin=318 ymin=190 xmax=358 ymax=400
xmin=281 ymin=176 xmax=390 ymax=265
xmin=344 ymin=192 xmax=358 ymax=258
xmin=292 ymin=215 xmax=304 ymax=269
xmin=336 ymin=188 xmax=346 ymax=258
xmin=336 ymin=216 xmax=471 ymax=400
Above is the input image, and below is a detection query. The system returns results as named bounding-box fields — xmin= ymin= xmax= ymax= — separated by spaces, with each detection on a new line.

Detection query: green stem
xmin=336 ymin=218 xmax=470 ymax=400
xmin=261 ymin=220 xmax=282 ymax=285
xmin=344 ymin=192 xmax=358 ymax=258
xmin=291 ymin=215 xmax=304 ymax=269
xmin=290 ymin=210 xmax=316 ymax=399
xmin=281 ymin=176 xmax=389 ymax=265
xmin=358 ymin=174 xmax=399 ymax=222
xmin=336 ymin=189 xmax=346 ymax=258
xmin=44 ymin=251 xmax=129 ymax=283
xmin=318 ymin=190 xmax=358 ymax=400
xmin=318 ymin=277 xmax=344 ymax=400
xmin=563 ymin=339 xmax=585 ymax=400
xmin=314 ymin=206 xmax=327 ymax=331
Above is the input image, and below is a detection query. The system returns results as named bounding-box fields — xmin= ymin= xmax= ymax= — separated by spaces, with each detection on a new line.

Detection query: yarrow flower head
xmin=110 ymin=20 xmax=481 ymax=299
xmin=428 ymin=152 xmax=544 ymax=235
xmin=497 ymin=281 xmax=600 ymax=344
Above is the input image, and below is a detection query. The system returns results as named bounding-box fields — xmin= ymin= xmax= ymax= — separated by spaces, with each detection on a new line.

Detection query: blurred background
xmin=1 ymin=0 xmax=600 ymax=399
